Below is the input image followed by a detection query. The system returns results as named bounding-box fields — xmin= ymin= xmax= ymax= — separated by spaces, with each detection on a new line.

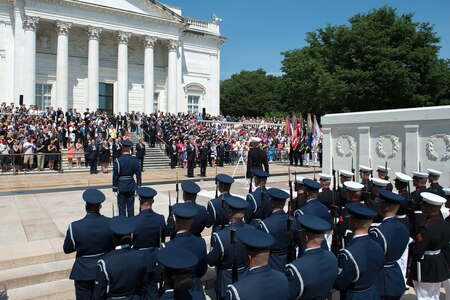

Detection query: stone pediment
xmin=71 ymin=0 xmax=184 ymax=23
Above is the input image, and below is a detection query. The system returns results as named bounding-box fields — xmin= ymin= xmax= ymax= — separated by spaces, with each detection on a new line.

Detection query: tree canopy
xmin=220 ymin=7 xmax=450 ymax=117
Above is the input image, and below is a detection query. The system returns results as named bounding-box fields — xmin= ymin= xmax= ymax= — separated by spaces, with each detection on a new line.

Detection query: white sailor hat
xmin=359 ymin=165 xmax=372 ymax=172
xmin=344 ymin=181 xmax=364 ymax=192
xmin=420 ymin=192 xmax=446 ymax=206
xmin=443 ymin=188 xmax=450 ymax=196
xmin=339 ymin=169 xmax=354 ymax=178
xmin=372 ymin=178 xmax=390 ymax=187
xmin=319 ymin=173 xmax=333 ymax=181
xmin=412 ymin=171 xmax=428 ymax=179
xmin=295 ymin=176 xmax=305 ymax=184
xmin=376 ymin=165 xmax=390 ymax=172
xmin=395 ymin=172 xmax=413 ymax=183
xmin=427 ymin=168 xmax=443 ymax=176
xmin=251 ymin=137 xmax=262 ymax=143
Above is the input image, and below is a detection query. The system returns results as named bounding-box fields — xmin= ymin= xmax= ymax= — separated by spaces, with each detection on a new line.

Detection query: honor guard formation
xmin=63 ymin=139 xmax=450 ymax=300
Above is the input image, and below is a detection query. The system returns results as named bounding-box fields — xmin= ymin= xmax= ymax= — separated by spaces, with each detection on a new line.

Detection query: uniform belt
xmin=79 ymin=252 xmax=105 ymax=258
xmin=424 ymin=250 xmax=441 ymax=255
xmin=384 ymin=262 xmax=397 ymax=267
xmin=396 ymin=214 xmax=407 ymax=219
xmin=347 ymin=285 xmax=374 ymax=293
xmin=119 ymin=176 xmax=133 ymax=180
xmin=136 ymin=247 xmax=156 ymax=251
xmin=223 ymin=265 xmax=246 ymax=271
xmin=414 ymin=211 xmax=422 ymax=214
xmin=270 ymin=248 xmax=288 ymax=254
xmin=108 ymin=288 xmax=136 ymax=298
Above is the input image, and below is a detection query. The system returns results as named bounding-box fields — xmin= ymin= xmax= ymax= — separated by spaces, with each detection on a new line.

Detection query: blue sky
xmin=162 ymin=0 xmax=450 ymax=79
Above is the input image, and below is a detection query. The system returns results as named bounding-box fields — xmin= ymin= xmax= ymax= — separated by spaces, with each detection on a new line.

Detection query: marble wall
xmin=321 ymin=106 xmax=450 ymax=188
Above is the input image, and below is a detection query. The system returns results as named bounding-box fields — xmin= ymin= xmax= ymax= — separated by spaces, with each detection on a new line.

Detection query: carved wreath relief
xmin=336 ymin=135 xmax=356 ymax=157
xmin=376 ymin=134 xmax=400 ymax=159
xmin=426 ymin=134 xmax=450 ymax=161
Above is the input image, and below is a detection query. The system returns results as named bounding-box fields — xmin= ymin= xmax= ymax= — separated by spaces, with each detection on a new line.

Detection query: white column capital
xmin=167 ymin=39 xmax=179 ymax=51
xmin=56 ymin=20 xmax=72 ymax=36
xmin=144 ymin=35 xmax=157 ymax=48
xmin=87 ymin=25 xmax=102 ymax=40
xmin=117 ymin=30 xmax=131 ymax=44
xmin=22 ymin=16 xmax=39 ymax=31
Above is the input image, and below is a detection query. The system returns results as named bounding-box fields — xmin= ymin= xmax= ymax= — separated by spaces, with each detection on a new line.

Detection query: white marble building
xmin=0 ymin=0 xmax=225 ymax=115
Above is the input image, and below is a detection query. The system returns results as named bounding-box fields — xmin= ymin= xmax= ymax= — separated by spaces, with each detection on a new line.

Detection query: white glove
xmin=114 ymin=192 xmax=118 ymax=197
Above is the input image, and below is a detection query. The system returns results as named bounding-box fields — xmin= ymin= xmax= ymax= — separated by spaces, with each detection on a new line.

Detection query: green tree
xmin=220 ymin=69 xmax=282 ymax=117
xmin=281 ymin=6 xmax=450 ymax=116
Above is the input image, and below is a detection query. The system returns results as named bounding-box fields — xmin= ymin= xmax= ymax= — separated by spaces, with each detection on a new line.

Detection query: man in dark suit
xmin=86 ymin=139 xmax=99 ymax=174
xmin=169 ymin=140 xmax=177 ymax=169
xmin=63 ymin=189 xmax=114 ymax=300
xmin=246 ymin=137 xmax=269 ymax=180
xmin=112 ymin=140 xmax=142 ymax=217
xmin=135 ymin=137 xmax=146 ymax=172
xmin=186 ymin=139 xmax=196 ymax=178
xmin=116 ymin=112 xmax=124 ymax=131
xmin=199 ymin=140 xmax=209 ymax=177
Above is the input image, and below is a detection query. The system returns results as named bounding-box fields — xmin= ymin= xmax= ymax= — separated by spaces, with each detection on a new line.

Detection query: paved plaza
xmin=0 ymin=163 xmax=438 ymax=299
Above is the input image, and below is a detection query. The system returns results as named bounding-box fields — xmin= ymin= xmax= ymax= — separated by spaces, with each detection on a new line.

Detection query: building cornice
xmin=183 ymin=30 xmax=227 ymax=46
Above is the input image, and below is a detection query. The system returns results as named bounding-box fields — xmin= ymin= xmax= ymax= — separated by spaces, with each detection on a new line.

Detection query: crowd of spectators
xmin=0 ymin=102 xmax=319 ymax=174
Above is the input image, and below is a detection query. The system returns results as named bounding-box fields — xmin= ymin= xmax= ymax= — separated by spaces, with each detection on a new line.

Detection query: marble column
xmin=87 ymin=26 xmax=102 ymax=111
xmin=22 ymin=16 xmax=39 ymax=107
xmin=56 ymin=21 xmax=71 ymax=111
xmin=404 ymin=125 xmax=420 ymax=174
xmin=167 ymin=40 xmax=178 ymax=114
xmin=117 ymin=31 xmax=130 ymax=114
xmin=143 ymin=35 xmax=156 ymax=114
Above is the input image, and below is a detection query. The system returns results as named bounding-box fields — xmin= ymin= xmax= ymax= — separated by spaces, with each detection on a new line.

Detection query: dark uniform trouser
xmin=170 ymin=155 xmax=177 ymax=169
xmin=75 ymin=280 xmax=95 ymax=300
xmin=118 ymin=191 xmax=135 ymax=217
xmin=187 ymin=159 xmax=195 ymax=177
xmin=139 ymin=158 xmax=144 ymax=171
xmin=200 ymin=159 xmax=207 ymax=176
xmin=89 ymin=158 xmax=97 ymax=173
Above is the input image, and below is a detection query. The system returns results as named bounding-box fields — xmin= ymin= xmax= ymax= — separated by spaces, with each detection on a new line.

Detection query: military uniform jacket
xmin=294 ymin=199 xmax=330 ymax=225
xmin=207 ymin=221 xmax=255 ymax=297
xmin=112 ymin=154 xmax=142 ymax=193
xmin=246 ymin=147 xmax=269 ymax=179
xmin=206 ymin=193 xmax=230 ymax=230
xmin=63 ymin=213 xmax=114 ymax=281
xmin=167 ymin=202 xmax=208 ymax=237
xmin=410 ymin=213 xmax=450 ymax=282
xmin=93 ymin=246 xmax=148 ymax=300
xmin=163 ymin=231 xmax=207 ymax=296
xmin=159 ymin=289 xmax=205 ymax=300
xmin=257 ymin=211 xmax=291 ymax=272
xmin=226 ymin=265 xmax=289 ymax=300
xmin=369 ymin=216 xmax=410 ymax=297
xmin=396 ymin=190 xmax=411 ymax=233
xmin=334 ymin=234 xmax=384 ymax=300
xmin=410 ymin=187 xmax=428 ymax=236
xmin=428 ymin=183 xmax=445 ymax=197
xmin=318 ymin=188 xmax=334 ymax=211
xmin=286 ymin=247 xmax=338 ymax=300
xmin=244 ymin=187 xmax=271 ymax=225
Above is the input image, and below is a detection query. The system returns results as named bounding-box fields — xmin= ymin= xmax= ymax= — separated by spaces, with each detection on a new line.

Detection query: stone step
xmin=0 ymin=239 xmax=73 ymax=271
xmin=6 ymin=278 xmax=75 ymax=300
xmin=0 ymin=259 xmax=74 ymax=290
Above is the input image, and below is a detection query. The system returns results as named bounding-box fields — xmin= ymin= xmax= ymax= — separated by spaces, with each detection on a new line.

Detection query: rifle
xmin=330 ymin=158 xmax=340 ymax=255
xmin=406 ymin=180 xmax=417 ymax=287
xmin=261 ymin=179 xmax=266 ymax=219
xmin=351 ymin=157 xmax=355 ymax=181
xmin=248 ymin=171 xmax=253 ymax=194
xmin=287 ymin=168 xmax=294 ymax=263
xmin=158 ymin=226 xmax=165 ymax=294
xmin=220 ymin=193 xmax=226 ymax=230
xmin=230 ymin=223 xmax=238 ymax=283
xmin=215 ymin=166 xmax=218 ymax=198
xmin=369 ymin=158 xmax=373 ymax=179
xmin=112 ymin=203 xmax=115 ymax=217
xmin=313 ymin=164 xmax=317 ymax=181
xmin=168 ymin=191 xmax=175 ymax=239
xmin=385 ymin=161 xmax=389 ymax=178
xmin=176 ymin=172 xmax=179 ymax=204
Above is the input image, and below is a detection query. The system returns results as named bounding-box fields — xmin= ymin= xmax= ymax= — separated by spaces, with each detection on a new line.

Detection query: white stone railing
xmin=321 ymin=105 xmax=450 ymax=187
xmin=185 ymin=17 xmax=209 ymax=29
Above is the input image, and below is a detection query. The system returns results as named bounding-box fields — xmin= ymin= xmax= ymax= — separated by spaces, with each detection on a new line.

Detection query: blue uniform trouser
xmin=118 ymin=191 xmax=135 ymax=217
xmin=74 ymin=280 xmax=95 ymax=300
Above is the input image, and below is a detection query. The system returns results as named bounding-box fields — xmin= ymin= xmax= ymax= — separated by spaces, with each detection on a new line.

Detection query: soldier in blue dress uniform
xmin=63 ymin=189 xmax=114 ymax=300
xmin=167 ymin=181 xmax=207 ymax=237
xmin=334 ymin=203 xmax=384 ymax=300
xmin=93 ymin=216 xmax=148 ymax=300
xmin=409 ymin=192 xmax=450 ymax=300
xmin=294 ymin=179 xmax=330 ymax=224
xmin=206 ymin=174 xmax=234 ymax=231
xmin=257 ymin=188 xmax=291 ymax=272
xmin=286 ymin=215 xmax=338 ymax=300
xmin=292 ymin=176 xmax=307 ymax=210
xmin=225 ymin=229 xmax=288 ymax=300
xmin=163 ymin=203 xmax=207 ymax=299
xmin=112 ymin=140 xmax=142 ymax=217
xmin=245 ymin=169 xmax=271 ymax=226
xmin=157 ymin=246 xmax=204 ymax=300
xmin=359 ymin=165 xmax=374 ymax=204
xmin=409 ymin=171 xmax=429 ymax=236
xmin=208 ymin=196 xmax=255 ymax=299
xmin=132 ymin=187 xmax=166 ymax=300
xmin=369 ymin=189 xmax=410 ymax=300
